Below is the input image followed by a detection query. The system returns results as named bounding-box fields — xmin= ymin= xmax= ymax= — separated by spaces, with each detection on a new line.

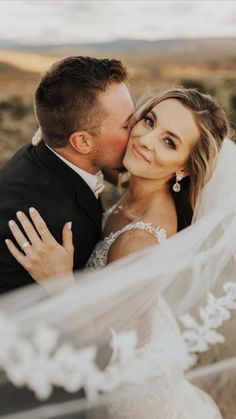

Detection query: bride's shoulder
xmin=107 ymin=224 xmax=159 ymax=263
xmin=107 ymin=206 xmax=176 ymax=264
xmin=143 ymin=197 xmax=177 ymax=238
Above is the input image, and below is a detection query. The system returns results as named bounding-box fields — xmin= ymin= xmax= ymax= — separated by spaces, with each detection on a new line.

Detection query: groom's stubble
xmin=90 ymin=81 xmax=135 ymax=171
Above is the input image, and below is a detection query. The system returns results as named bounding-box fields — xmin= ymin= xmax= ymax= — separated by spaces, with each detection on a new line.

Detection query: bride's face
xmin=123 ymin=99 xmax=199 ymax=180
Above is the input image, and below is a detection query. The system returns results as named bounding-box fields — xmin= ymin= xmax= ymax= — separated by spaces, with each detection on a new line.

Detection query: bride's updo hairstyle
xmin=136 ymin=88 xmax=229 ymax=230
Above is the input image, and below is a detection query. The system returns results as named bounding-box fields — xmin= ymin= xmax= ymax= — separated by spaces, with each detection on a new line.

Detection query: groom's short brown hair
xmin=34 ymin=56 xmax=128 ymax=147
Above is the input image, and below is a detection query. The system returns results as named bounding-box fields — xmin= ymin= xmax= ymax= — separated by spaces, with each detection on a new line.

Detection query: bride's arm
xmin=5 ymin=208 xmax=75 ymax=294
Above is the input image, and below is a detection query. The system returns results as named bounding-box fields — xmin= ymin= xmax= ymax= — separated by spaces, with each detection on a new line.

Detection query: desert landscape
xmin=0 ymin=37 xmax=236 ymax=167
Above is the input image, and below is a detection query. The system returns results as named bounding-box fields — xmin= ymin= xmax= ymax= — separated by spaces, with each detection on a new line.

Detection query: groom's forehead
xmin=99 ymin=82 xmax=134 ymax=111
xmin=98 ymin=84 xmax=134 ymax=125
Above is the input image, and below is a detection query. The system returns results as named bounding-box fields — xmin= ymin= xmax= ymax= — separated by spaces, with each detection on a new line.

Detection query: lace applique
xmin=0 ymin=315 xmax=173 ymax=403
xmin=110 ymin=296 xmax=195 ymax=373
xmin=180 ymin=282 xmax=236 ymax=354
xmin=86 ymin=221 xmax=166 ymax=270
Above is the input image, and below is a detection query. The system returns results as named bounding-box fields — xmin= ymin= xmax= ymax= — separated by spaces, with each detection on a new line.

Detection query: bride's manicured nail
xmin=16 ymin=211 xmax=23 ymax=217
xmin=5 ymin=239 xmax=9 ymax=245
xmin=29 ymin=207 xmax=36 ymax=213
xmin=9 ymin=220 xmax=14 ymax=227
xmin=67 ymin=222 xmax=72 ymax=230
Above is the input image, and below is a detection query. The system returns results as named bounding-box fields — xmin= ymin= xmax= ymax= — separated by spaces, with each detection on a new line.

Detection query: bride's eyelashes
xmin=162 ymin=137 xmax=176 ymax=150
xmin=143 ymin=114 xmax=154 ymax=128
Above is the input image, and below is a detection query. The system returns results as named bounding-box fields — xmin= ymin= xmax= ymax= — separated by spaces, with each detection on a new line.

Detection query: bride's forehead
xmin=152 ymin=99 xmax=199 ymax=144
xmin=152 ymin=99 xmax=191 ymax=116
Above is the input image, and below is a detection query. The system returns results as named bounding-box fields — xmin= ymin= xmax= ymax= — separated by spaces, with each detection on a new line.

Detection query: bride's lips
xmin=132 ymin=144 xmax=151 ymax=163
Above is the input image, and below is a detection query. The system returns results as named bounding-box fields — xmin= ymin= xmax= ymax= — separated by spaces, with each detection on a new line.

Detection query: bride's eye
xmin=163 ymin=137 xmax=176 ymax=150
xmin=143 ymin=115 xmax=154 ymax=128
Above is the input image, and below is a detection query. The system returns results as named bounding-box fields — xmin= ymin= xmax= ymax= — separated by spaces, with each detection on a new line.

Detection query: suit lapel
xmin=33 ymin=142 xmax=102 ymax=228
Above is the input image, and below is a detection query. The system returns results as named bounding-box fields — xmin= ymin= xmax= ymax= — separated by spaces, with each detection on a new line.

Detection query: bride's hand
xmin=32 ymin=128 xmax=42 ymax=146
xmin=5 ymin=208 xmax=75 ymax=290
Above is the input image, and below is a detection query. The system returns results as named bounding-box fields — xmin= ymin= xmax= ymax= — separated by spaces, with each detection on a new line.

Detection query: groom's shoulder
xmin=0 ymin=143 xmax=51 ymax=176
xmin=1 ymin=143 xmax=36 ymax=172
xmin=0 ymin=143 xmax=50 ymax=190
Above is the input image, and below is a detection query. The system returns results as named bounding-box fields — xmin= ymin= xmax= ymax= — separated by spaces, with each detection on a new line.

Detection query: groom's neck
xmin=51 ymin=146 xmax=98 ymax=175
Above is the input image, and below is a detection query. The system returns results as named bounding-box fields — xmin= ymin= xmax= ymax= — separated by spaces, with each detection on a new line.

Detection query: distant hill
xmin=0 ymin=61 xmax=26 ymax=73
xmin=0 ymin=37 xmax=235 ymax=60
xmin=0 ymin=37 xmax=234 ymax=78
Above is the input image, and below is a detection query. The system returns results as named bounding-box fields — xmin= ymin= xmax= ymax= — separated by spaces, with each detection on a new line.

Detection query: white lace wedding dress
xmin=86 ymin=220 xmax=222 ymax=419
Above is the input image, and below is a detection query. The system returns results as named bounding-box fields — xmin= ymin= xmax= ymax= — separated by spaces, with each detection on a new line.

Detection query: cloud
xmin=0 ymin=0 xmax=235 ymax=45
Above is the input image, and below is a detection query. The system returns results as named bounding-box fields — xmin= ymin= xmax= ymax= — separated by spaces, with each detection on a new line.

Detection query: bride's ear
xmin=178 ymin=168 xmax=189 ymax=179
xmin=68 ymin=131 xmax=94 ymax=155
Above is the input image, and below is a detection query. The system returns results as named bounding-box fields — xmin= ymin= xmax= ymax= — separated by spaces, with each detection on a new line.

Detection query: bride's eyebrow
xmin=122 ymin=112 xmax=134 ymax=126
xmin=150 ymin=110 xmax=157 ymax=122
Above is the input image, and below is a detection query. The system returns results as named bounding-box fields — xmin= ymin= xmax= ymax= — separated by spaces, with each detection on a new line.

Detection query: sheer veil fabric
xmin=0 ymin=138 xmax=235 ymax=418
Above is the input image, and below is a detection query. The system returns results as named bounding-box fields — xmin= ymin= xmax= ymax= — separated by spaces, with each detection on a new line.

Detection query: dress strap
xmin=106 ymin=221 xmax=167 ymax=246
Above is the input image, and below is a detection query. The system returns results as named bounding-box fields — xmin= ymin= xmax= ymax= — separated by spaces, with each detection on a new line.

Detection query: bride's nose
xmin=139 ymin=132 xmax=154 ymax=150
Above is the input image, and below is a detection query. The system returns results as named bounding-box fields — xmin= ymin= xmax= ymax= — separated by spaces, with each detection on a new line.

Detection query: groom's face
xmin=93 ymin=82 xmax=134 ymax=170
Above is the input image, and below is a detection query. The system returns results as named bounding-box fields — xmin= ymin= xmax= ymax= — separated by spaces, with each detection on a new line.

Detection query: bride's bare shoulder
xmin=107 ymin=197 xmax=177 ymax=264
xmin=107 ymin=226 xmax=158 ymax=263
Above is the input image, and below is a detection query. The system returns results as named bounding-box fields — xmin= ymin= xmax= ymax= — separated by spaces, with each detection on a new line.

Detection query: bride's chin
xmin=123 ymin=154 xmax=130 ymax=171
xmin=122 ymin=159 xmax=143 ymax=177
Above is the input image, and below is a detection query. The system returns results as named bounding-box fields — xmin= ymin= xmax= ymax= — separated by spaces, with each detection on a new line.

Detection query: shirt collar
xmin=45 ymin=144 xmax=99 ymax=192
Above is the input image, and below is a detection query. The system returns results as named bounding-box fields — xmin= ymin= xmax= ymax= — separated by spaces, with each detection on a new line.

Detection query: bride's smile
xmin=131 ymin=143 xmax=151 ymax=164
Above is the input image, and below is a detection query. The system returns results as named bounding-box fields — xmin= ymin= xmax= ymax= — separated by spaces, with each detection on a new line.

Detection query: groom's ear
xmin=68 ymin=131 xmax=94 ymax=155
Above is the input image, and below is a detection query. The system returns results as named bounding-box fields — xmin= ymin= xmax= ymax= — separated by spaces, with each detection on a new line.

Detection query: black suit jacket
xmin=0 ymin=142 xmax=102 ymax=293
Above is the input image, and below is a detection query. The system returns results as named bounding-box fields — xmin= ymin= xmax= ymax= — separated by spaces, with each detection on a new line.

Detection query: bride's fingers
xmin=16 ymin=211 xmax=42 ymax=247
xmin=32 ymin=128 xmax=42 ymax=146
xmin=62 ymin=222 xmax=74 ymax=254
xmin=8 ymin=220 xmax=32 ymax=254
xmin=5 ymin=239 xmax=27 ymax=267
xmin=28 ymin=207 xmax=54 ymax=243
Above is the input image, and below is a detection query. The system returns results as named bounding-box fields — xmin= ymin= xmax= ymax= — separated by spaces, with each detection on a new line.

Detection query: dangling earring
xmin=173 ymin=173 xmax=183 ymax=192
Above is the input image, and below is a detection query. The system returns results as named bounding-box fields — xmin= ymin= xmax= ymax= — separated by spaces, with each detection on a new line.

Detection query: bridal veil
xmin=0 ymin=138 xmax=235 ymax=418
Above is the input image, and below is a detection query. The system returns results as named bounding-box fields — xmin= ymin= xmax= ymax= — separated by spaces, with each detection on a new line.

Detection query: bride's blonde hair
xmin=136 ymin=88 xmax=229 ymax=228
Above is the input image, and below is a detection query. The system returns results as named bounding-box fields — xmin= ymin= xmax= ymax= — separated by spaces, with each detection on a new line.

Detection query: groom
xmin=0 ymin=56 xmax=134 ymax=293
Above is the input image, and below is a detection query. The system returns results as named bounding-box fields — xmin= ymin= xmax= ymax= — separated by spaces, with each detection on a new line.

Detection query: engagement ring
xmin=21 ymin=241 xmax=30 ymax=250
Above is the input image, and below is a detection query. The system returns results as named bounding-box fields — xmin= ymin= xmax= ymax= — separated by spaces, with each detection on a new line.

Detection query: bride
xmin=2 ymin=88 xmax=236 ymax=418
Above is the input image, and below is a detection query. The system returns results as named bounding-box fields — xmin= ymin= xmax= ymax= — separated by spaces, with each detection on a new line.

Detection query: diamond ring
xmin=21 ymin=241 xmax=31 ymax=251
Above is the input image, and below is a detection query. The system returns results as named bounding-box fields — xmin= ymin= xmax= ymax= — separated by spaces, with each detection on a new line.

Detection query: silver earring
xmin=173 ymin=174 xmax=183 ymax=193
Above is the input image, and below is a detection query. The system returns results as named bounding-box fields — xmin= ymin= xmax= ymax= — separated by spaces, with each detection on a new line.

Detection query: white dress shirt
xmin=46 ymin=145 xmax=104 ymax=198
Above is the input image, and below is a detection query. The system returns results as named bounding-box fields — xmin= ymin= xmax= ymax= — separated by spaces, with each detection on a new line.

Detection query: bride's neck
xmin=127 ymin=175 xmax=171 ymax=203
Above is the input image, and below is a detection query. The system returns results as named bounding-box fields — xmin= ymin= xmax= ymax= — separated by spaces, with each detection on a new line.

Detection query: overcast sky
xmin=0 ymin=0 xmax=236 ymax=45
